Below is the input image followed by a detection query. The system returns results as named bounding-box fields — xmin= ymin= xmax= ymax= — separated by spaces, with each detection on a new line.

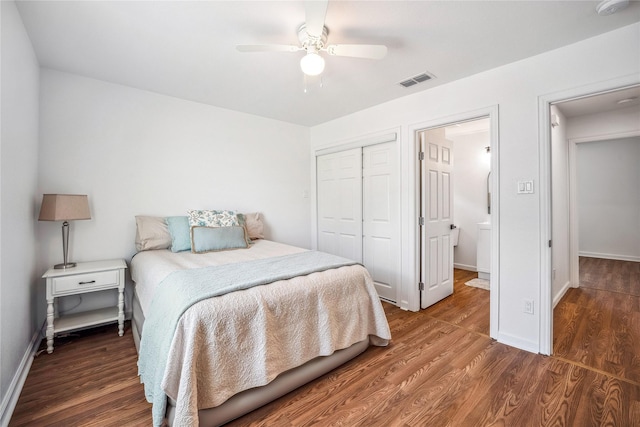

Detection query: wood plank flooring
xmin=421 ymin=268 xmax=490 ymax=335
xmin=578 ymin=256 xmax=640 ymax=296
xmin=9 ymin=266 xmax=640 ymax=426
xmin=553 ymin=257 xmax=640 ymax=387
xmin=9 ymin=324 xmax=149 ymax=427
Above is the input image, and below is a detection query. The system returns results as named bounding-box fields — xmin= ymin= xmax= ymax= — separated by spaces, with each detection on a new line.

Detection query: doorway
xmin=416 ymin=116 xmax=495 ymax=328
xmin=546 ymin=85 xmax=640 ymax=371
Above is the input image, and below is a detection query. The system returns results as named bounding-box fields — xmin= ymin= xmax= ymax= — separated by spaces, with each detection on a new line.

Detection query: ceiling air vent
xmin=399 ymin=72 xmax=434 ymax=88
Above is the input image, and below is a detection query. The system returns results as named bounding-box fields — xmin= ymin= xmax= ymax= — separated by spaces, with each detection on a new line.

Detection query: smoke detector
xmin=596 ymin=0 xmax=629 ymax=15
xmin=616 ymin=96 xmax=638 ymax=105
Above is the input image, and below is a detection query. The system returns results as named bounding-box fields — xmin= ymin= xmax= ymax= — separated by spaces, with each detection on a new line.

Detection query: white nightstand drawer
xmin=52 ymin=270 xmax=119 ymax=294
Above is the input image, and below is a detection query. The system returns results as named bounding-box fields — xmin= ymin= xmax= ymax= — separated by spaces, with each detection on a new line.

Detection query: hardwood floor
xmin=10 ymin=267 xmax=640 ymax=426
xmin=9 ymin=325 xmax=149 ymax=427
xmin=578 ymin=256 xmax=640 ymax=296
xmin=553 ymin=257 xmax=640 ymax=386
xmin=421 ymin=268 xmax=490 ymax=335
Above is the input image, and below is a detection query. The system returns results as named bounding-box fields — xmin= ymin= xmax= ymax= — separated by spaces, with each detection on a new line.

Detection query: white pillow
xmin=243 ymin=212 xmax=264 ymax=240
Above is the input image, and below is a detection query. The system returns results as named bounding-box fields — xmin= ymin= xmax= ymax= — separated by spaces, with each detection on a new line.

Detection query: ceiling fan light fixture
xmin=300 ymin=51 xmax=325 ymax=76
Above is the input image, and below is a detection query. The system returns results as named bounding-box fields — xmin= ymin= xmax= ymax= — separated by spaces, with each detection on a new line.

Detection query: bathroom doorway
xmin=447 ymin=118 xmax=492 ymax=282
xmin=417 ymin=117 xmax=493 ymax=319
xmin=411 ymin=106 xmax=499 ymax=338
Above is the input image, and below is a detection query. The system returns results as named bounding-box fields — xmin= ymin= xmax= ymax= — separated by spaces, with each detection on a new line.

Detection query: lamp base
xmin=54 ymin=262 xmax=77 ymax=269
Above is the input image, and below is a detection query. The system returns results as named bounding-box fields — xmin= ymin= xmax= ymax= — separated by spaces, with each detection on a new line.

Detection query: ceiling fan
xmin=236 ymin=0 xmax=387 ymax=76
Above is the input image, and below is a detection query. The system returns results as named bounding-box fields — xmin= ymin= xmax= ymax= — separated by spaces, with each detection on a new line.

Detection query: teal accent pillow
xmin=190 ymin=226 xmax=249 ymax=253
xmin=165 ymin=216 xmax=191 ymax=252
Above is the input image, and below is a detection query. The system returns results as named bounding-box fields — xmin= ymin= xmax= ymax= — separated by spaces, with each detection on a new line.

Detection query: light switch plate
xmin=517 ymin=180 xmax=534 ymax=194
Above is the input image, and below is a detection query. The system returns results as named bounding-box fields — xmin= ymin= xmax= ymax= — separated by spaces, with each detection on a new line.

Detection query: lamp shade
xmin=38 ymin=194 xmax=91 ymax=221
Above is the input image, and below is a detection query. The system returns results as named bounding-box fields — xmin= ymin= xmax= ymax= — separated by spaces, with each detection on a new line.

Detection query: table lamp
xmin=38 ymin=194 xmax=91 ymax=269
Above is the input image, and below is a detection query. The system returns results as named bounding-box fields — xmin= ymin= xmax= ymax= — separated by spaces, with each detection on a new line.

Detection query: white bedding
xmin=131 ymin=239 xmax=306 ymax=314
xmin=131 ymin=240 xmax=391 ymax=426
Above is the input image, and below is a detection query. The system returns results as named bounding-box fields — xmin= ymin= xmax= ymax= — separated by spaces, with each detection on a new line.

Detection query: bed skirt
xmin=132 ymin=290 xmax=370 ymax=426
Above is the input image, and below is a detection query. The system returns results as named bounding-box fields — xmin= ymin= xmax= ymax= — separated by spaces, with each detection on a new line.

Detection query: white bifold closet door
xmin=317 ymin=148 xmax=363 ymax=262
xmin=317 ymin=142 xmax=398 ymax=303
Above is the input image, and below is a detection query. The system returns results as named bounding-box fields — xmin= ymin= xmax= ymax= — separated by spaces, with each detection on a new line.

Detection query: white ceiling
xmin=555 ymin=85 xmax=640 ymax=117
xmin=445 ymin=117 xmax=491 ymax=138
xmin=15 ymin=1 xmax=640 ymax=127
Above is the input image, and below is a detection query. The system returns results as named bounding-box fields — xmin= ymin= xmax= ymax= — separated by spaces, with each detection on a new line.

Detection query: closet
xmin=316 ymin=140 xmax=399 ymax=303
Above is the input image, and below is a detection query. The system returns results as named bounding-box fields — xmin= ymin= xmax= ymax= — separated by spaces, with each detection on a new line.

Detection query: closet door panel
xmin=316 ymin=149 xmax=363 ymax=262
xmin=363 ymin=142 xmax=398 ymax=302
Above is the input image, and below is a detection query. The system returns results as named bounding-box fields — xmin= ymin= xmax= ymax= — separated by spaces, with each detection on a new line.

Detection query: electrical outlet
xmin=524 ymin=299 xmax=534 ymax=314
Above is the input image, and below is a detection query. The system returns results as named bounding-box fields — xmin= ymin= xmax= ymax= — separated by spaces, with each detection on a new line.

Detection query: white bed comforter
xmin=132 ymin=240 xmax=307 ymax=314
xmin=132 ymin=241 xmax=391 ymax=426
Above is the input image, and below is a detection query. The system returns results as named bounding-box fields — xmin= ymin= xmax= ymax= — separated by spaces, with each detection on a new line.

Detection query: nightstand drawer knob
xmin=79 ymin=280 xmax=96 ymax=285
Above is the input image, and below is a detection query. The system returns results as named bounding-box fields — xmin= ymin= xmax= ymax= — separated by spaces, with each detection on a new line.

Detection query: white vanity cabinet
xmin=477 ymin=222 xmax=491 ymax=281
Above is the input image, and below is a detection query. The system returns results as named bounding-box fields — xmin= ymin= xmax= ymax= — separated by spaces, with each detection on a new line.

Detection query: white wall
xmin=37 ymin=69 xmax=311 ymax=321
xmin=451 ymin=130 xmax=491 ymax=271
xmin=310 ymin=23 xmax=640 ymax=353
xmin=576 ymin=137 xmax=640 ymax=261
xmin=550 ymin=106 xmax=571 ymax=306
xmin=0 ymin=1 xmax=40 ymax=423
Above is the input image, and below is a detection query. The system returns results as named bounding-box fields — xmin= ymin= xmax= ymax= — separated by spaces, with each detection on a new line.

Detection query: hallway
xmin=553 ymin=257 xmax=640 ymax=386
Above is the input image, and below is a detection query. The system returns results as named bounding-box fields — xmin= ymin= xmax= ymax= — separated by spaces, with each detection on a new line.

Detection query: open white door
xmin=419 ymin=128 xmax=454 ymax=309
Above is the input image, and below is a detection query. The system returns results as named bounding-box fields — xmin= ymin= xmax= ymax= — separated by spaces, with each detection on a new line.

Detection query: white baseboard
xmin=454 ymin=263 xmax=477 ymax=272
xmin=579 ymin=251 xmax=640 ymax=262
xmin=497 ymin=331 xmax=539 ymax=354
xmin=0 ymin=325 xmax=43 ymax=427
xmin=553 ymin=280 xmax=572 ymax=308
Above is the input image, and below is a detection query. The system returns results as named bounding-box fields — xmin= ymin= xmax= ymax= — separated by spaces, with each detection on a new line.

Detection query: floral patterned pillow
xmin=187 ymin=209 xmax=239 ymax=227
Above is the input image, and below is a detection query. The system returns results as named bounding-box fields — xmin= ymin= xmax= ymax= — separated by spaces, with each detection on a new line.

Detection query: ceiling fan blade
xmin=325 ymin=44 xmax=388 ymax=60
xmin=236 ymin=44 xmax=301 ymax=53
xmin=305 ymin=0 xmax=328 ymax=38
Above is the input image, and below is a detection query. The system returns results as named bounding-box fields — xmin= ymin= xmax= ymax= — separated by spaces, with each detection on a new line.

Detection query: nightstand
xmin=42 ymin=259 xmax=127 ymax=353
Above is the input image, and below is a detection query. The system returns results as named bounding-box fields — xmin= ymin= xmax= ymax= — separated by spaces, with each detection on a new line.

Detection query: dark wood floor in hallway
xmin=553 ymin=257 xmax=640 ymax=386
xmin=9 ymin=266 xmax=640 ymax=426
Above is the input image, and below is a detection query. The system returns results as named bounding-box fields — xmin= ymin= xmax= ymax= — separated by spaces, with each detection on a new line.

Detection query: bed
xmin=131 ymin=224 xmax=391 ymax=427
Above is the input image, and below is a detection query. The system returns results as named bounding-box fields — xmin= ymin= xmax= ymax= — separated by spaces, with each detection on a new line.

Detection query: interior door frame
xmin=538 ymin=74 xmax=639 ymax=355
xmin=408 ymin=105 xmax=500 ymax=339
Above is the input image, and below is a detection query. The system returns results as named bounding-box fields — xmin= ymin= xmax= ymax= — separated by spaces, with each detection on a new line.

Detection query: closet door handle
xmin=450 ymin=224 xmax=457 ymax=230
